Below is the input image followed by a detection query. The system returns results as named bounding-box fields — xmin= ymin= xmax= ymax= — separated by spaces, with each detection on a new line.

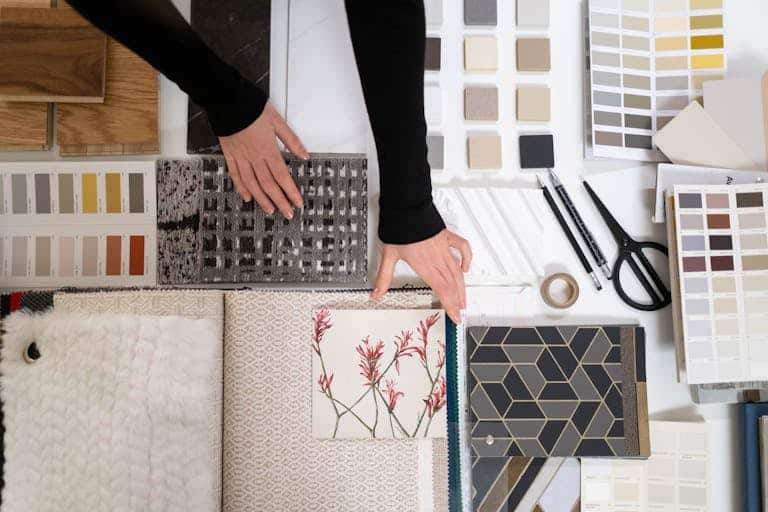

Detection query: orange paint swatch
xmin=129 ymin=235 xmax=144 ymax=276
xmin=106 ymin=235 xmax=121 ymax=276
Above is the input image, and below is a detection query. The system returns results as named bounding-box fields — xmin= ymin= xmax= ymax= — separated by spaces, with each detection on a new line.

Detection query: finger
xmin=274 ymin=116 xmax=309 ymax=159
xmin=448 ymin=232 xmax=473 ymax=272
xmin=255 ymin=162 xmax=294 ymax=219
xmin=243 ymin=162 xmax=275 ymax=215
xmin=423 ymin=263 xmax=460 ymax=324
xmin=435 ymin=260 xmax=462 ymax=319
xmin=372 ymin=250 xmax=398 ymax=299
xmin=224 ymin=155 xmax=250 ymax=201
xmin=444 ymin=251 xmax=466 ymax=310
xmin=267 ymin=155 xmax=304 ymax=209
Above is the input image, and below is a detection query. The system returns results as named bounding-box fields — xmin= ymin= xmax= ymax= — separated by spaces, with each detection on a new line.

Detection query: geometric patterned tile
xmin=469 ymin=325 xmax=648 ymax=458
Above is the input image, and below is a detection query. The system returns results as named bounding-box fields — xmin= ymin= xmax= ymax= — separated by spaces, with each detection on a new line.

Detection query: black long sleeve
xmin=66 ymin=0 xmax=444 ymax=245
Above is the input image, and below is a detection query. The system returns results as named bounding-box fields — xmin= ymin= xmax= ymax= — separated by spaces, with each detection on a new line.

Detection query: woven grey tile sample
xmin=157 ymin=154 xmax=368 ymax=284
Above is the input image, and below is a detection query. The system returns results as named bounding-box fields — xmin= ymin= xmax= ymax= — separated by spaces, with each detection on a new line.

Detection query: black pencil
xmin=536 ymin=175 xmax=602 ymax=291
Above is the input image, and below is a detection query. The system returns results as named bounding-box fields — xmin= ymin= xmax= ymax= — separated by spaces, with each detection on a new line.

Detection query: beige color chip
xmin=624 ymin=54 xmax=650 ymax=70
xmin=656 ymin=36 xmax=687 ymax=51
xmin=692 ymin=74 xmax=722 ymax=90
xmin=623 ymin=15 xmax=649 ymax=31
xmin=657 ymin=56 xmax=688 ymax=70
xmin=465 ymin=35 xmax=498 ymax=72
xmin=468 ymin=134 xmax=502 ymax=169
xmin=517 ymin=38 xmax=550 ymax=72
xmin=712 ymin=276 xmax=736 ymax=293
xmin=623 ymin=35 xmax=650 ymax=51
xmin=655 ymin=16 xmax=687 ymax=32
xmin=517 ymin=86 xmax=550 ymax=122
xmin=465 ymin=86 xmax=499 ymax=121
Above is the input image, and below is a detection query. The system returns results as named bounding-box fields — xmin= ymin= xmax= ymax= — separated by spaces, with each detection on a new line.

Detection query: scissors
xmin=583 ymin=180 xmax=671 ymax=311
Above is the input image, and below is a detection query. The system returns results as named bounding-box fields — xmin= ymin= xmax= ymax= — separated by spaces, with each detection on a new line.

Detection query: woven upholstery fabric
xmin=222 ymin=290 xmax=447 ymax=512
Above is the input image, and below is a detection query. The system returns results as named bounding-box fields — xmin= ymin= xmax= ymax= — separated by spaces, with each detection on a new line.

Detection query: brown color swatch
xmin=707 ymin=213 xmax=730 ymax=229
xmin=710 ymin=255 xmax=734 ymax=271
xmin=683 ymin=257 xmax=706 ymax=272
xmin=0 ymin=6 xmax=106 ymax=102
xmin=57 ymin=37 xmax=159 ymax=156
xmin=105 ymin=235 xmax=121 ymax=276
xmin=0 ymin=0 xmax=51 ymax=151
xmin=129 ymin=235 xmax=144 ymax=276
xmin=517 ymin=38 xmax=551 ymax=72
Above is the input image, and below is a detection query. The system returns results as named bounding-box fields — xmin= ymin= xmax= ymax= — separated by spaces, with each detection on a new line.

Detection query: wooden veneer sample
xmin=0 ymin=0 xmax=51 ymax=151
xmin=57 ymin=38 xmax=159 ymax=156
xmin=0 ymin=6 xmax=106 ymax=103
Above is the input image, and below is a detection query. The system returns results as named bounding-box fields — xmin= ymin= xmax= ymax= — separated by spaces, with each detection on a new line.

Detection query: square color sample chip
xmin=424 ymin=84 xmax=442 ymax=125
xmin=464 ymin=0 xmax=497 ymax=26
xmin=465 ymin=36 xmax=498 ymax=72
xmin=519 ymin=134 xmax=555 ymax=169
xmin=427 ymin=134 xmax=444 ymax=171
xmin=517 ymin=86 xmax=550 ymax=122
xmin=517 ymin=0 xmax=549 ymax=28
xmin=425 ymin=0 xmax=443 ymax=26
xmin=425 ymin=37 xmax=441 ymax=71
xmin=517 ymin=38 xmax=551 ymax=72
xmin=468 ymin=134 xmax=502 ymax=170
xmin=465 ymin=87 xmax=499 ymax=121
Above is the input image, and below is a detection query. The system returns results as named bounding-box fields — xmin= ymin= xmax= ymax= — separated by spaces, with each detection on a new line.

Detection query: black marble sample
xmin=187 ymin=0 xmax=271 ymax=154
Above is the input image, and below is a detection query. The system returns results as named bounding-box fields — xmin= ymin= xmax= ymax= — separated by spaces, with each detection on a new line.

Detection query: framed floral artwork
xmin=312 ymin=309 xmax=448 ymax=439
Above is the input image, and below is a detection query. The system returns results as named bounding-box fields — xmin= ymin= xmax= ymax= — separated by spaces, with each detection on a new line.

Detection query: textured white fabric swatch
xmin=1 ymin=311 xmax=220 ymax=512
xmin=222 ymin=290 xmax=447 ymax=512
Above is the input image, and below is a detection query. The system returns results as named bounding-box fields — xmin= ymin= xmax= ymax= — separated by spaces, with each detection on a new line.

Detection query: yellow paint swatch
xmin=105 ymin=173 xmax=121 ymax=214
xmin=691 ymin=35 xmax=724 ymax=50
xmin=655 ymin=16 xmax=687 ymax=32
xmin=692 ymin=54 xmax=724 ymax=69
xmin=690 ymin=0 xmax=722 ymax=9
xmin=656 ymin=56 xmax=688 ymax=70
xmin=691 ymin=14 xmax=722 ymax=29
xmin=82 ymin=173 xmax=97 ymax=213
xmin=656 ymin=36 xmax=687 ymax=51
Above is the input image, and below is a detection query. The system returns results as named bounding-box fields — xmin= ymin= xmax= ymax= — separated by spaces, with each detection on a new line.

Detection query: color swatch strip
xmin=674 ymin=183 xmax=768 ymax=384
xmin=589 ymin=0 xmax=726 ymax=161
xmin=0 ymin=161 xmax=156 ymax=287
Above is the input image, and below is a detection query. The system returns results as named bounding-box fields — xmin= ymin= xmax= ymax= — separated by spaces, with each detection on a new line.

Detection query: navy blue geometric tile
xmin=538 ymin=420 xmax=567 ymax=452
xmin=549 ymin=345 xmax=578 ymax=378
xmin=539 ymin=383 xmax=578 ymax=400
xmin=505 ymin=402 xmax=545 ymax=419
xmin=583 ymin=364 xmax=612 ymax=396
xmin=536 ymin=350 xmax=566 ymax=381
xmin=572 ymin=401 xmax=600 ymax=434
xmin=483 ymin=383 xmax=512 ymax=416
xmin=569 ymin=327 xmax=598 ymax=359
xmin=504 ymin=328 xmax=543 ymax=345
xmin=471 ymin=346 xmax=510 ymax=363
xmin=503 ymin=367 xmax=533 ymax=400
xmin=537 ymin=326 xmax=566 ymax=345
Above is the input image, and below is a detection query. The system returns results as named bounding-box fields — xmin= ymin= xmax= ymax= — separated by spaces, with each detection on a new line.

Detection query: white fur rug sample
xmin=1 ymin=311 xmax=220 ymax=512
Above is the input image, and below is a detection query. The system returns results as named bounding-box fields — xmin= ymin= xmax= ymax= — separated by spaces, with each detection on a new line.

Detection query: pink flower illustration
xmin=318 ymin=372 xmax=334 ymax=393
xmin=393 ymin=330 xmax=419 ymax=374
xmin=382 ymin=379 xmax=405 ymax=412
xmin=436 ymin=340 xmax=446 ymax=370
xmin=312 ymin=308 xmax=333 ymax=355
xmin=416 ymin=312 xmax=441 ymax=365
xmin=424 ymin=377 xmax=447 ymax=418
xmin=356 ymin=336 xmax=385 ymax=387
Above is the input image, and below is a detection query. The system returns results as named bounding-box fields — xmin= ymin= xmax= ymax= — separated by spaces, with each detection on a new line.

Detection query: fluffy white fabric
xmin=1 ymin=311 xmax=219 ymax=512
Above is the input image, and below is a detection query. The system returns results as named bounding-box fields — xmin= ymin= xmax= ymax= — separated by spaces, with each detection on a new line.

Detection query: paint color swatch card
xmin=673 ymin=183 xmax=768 ymax=384
xmin=467 ymin=325 xmax=649 ymax=457
xmin=588 ymin=0 xmax=726 ymax=161
xmin=581 ymin=421 xmax=711 ymax=511
xmin=0 ymin=162 xmax=156 ymax=288
xmin=157 ymin=155 xmax=367 ymax=285
xmin=311 ymin=309 xmax=447 ymax=439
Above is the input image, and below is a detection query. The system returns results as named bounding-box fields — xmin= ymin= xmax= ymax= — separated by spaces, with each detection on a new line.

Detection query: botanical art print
xmin=312 ymin=309 xmax=447 ymax=439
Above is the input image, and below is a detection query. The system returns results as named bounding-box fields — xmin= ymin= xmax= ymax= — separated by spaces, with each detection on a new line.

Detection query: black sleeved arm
xmin=66 ymin=0 xmax=267 ymax=136
xmin=345 ymin=0 xmax=445 ymax=244
xmin=67 ymin=0 xmax=444 ymax=244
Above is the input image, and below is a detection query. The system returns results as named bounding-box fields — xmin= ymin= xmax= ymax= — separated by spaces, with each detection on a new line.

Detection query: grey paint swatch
xmin=11 ymin=237 xmax=26 ymax=277
xmin=594 ymin=91 xmax=622 ymax=107
xmin=34 ymin=174 xmax=50 ymax=214
xmin=11 ymin=174 xmax=26 ymax=214
xmin=157 ymin=154 xmax=368 ymax=284
xmin=129 ymin=173 xmax=144 ymax=213
xmin=465 ymin=87 xmax=499 ymax=121
xmin=425 ymin=37 xmax=441 ymax=71
xmin=35 ymin=236 xmax=51 ymax=276
xmin=427 ymin=135 xmax=444 ymax=170
xmin=595 ymin=111 xmax=622 ymax=127
xmin=465 ymin=0 xmax=497 ymax=25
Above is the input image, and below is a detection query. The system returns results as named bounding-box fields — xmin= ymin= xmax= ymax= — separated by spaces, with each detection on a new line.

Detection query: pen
xmin=548 ymin=170 xmax=612 ymax=279
xmin=536 ymin=175 xmax=602 ymax=291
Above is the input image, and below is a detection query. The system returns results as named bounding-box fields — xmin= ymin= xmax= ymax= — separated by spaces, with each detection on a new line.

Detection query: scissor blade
xmin=582 ymin=180 xmax=629 ymax=242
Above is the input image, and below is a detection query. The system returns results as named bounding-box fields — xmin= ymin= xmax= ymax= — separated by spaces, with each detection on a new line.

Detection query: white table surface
xmin=3 ymin=1 xmax=768 ymax=509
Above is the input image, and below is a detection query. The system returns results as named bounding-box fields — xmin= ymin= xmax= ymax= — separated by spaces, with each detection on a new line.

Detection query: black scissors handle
xmin=613 ymin=240 xmax=671 ymax=311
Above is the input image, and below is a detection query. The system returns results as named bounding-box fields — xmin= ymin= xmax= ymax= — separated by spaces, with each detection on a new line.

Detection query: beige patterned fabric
xmin=54 ymin=290 xmax=224 ymax=512
xmin=222 ymin=290 xmax=448 ymax=512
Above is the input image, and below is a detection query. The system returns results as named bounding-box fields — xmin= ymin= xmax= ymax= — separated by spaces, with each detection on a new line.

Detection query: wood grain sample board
xmin=0 ymin=0 xmax=51 ymax=151
xmin=187 ymin=0 xmax=270 ymax=154
xmin=57 ymin=39 xmax=159 ymax=156
xmin=0 ymin=6 xmax=106 ymax=103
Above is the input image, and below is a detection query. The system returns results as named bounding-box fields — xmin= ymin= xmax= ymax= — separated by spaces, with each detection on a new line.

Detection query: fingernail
xmin=286 ymin=211 xmax=294 ymax=220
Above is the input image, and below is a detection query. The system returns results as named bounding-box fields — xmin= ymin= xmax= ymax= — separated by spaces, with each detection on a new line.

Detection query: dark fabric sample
xmin=157 ymin=154 xmax=368 ymax=284
xmin=519 ymin=134 xmax=555 ymax=169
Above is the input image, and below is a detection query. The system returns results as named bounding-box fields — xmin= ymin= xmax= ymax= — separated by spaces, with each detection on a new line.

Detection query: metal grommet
xmin=485 ymin=435 xmax=495 ymax=446
xmin=540 ymin=272 xmax=580 ymax=309
xmin=23 ymin=342 xmax=41 ymax=364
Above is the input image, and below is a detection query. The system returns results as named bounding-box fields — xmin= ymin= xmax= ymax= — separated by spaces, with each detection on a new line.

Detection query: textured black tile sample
xmin=519 ymin=134 xmax=555 ymax=169
xmin=187 ymin=0 xmax=271 ymax=154
xmin=468 ymin=325 xmax=647 ymax=458
xmin=157 ymin=154 xmax=368 ymax=284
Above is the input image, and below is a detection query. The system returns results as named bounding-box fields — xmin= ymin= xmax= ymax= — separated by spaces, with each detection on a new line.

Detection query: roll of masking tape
xmin=540 ymin=273 xmax=580 ymax=309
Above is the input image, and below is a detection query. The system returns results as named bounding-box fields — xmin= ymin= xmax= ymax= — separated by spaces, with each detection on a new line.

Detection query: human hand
xmin=219 ymin=102 xmax=310 ymax=219
xmin=371 ymin=229 xmax=472 ymax=324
